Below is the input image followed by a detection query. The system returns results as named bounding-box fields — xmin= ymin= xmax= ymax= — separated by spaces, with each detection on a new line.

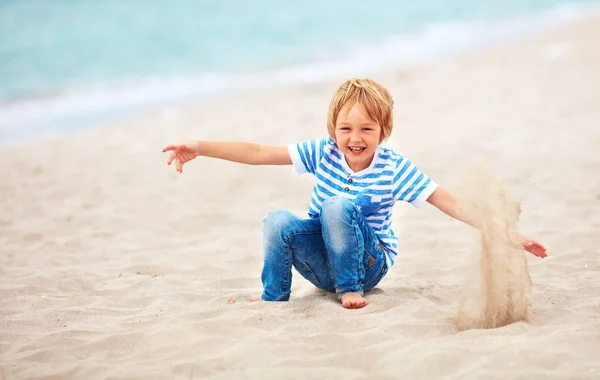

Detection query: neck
xmin=347 ymin=154 xmax=375 ymax=172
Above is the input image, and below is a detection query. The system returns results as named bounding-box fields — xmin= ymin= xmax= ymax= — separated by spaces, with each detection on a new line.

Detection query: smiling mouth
xmin=348 ymin=147 xmax=366 ymax=152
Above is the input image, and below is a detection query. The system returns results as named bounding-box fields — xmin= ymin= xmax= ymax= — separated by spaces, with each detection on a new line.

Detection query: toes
xmin=341 ymin=295 xmax=368 ymax=309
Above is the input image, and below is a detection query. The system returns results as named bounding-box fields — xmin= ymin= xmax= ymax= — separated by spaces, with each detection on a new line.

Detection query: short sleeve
xmin=287 ymin=138 xmax=329 ymax=175
xmin=392 ymin=157 xmax=438 ymax=207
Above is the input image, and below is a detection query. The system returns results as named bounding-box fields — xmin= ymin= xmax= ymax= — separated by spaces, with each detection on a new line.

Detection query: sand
xmin=454 ymin=165 xmax=532 ymax=331
xmin=1 ymin=16 xmax=600 ymax=380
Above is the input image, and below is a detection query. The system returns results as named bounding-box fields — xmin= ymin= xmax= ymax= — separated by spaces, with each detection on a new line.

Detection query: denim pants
xmin=260 ymin=196 xmax=389 ymax=301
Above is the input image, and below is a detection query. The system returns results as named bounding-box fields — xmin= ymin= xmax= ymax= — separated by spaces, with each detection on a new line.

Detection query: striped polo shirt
xmin=288 ymin=137 xmax=438 ymax=268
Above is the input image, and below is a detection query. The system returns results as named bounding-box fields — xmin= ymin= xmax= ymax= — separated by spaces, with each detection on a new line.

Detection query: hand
xmin=162 ymin=141 xmax=200 ymax=173
xmin=521 ymin=236 xmax=547 ymax=258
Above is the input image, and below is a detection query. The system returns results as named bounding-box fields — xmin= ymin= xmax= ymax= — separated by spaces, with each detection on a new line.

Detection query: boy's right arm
xmin=162 ymin=140 xmax=292 ymax=173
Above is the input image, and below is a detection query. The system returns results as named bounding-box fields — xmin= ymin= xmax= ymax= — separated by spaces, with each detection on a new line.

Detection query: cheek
xmin=335 ymin=133 xmax=347 ymax=144
xmin=367 ymin=135 xmax=381 ymax=147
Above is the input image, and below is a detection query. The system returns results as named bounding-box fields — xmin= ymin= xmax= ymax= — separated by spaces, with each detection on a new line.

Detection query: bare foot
xmin=250 ymin=295 xmax=261 ymax=302
xmin=340 ymin=293 xmax=368 ymax=309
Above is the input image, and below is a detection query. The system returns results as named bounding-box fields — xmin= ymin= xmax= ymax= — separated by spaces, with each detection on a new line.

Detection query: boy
xmin=162 ymin=78 xmax=547 ymax=309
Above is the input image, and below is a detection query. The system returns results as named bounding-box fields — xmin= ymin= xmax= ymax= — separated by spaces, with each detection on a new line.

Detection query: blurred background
xmin=1 ymin=0 xmax=598 ymax=144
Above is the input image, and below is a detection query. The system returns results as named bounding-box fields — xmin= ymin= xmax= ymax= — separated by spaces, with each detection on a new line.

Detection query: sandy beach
xmin=1 ymin=16 xmax=599 ymax=380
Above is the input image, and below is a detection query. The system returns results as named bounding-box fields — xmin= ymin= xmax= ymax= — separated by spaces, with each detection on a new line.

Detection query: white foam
xmin=1 ymin=3 xmax=598 ymax=144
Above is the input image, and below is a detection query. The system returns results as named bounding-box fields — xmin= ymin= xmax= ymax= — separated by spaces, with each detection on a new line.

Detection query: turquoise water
xmin=0 ymin=0 xmax=598 ymax=142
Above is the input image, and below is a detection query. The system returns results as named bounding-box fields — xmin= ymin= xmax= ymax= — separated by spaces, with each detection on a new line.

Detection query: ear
xmin=378 ymin=129 xmax=388 ymax=143
xmin=328 ymin=128 xmax=337 ymax=142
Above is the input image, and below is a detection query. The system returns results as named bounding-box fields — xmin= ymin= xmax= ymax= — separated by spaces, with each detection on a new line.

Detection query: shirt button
xmin=344 ymin=187 xmax=349 ymax=192
xmin=348 ymin=178 xmax=353 ymax=183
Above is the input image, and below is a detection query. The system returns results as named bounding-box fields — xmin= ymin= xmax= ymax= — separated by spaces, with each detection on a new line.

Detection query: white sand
xmin=1 ymin=17 xmax=600 ymax=380
xmin=454 ymin=165 xmax=532 ymax=331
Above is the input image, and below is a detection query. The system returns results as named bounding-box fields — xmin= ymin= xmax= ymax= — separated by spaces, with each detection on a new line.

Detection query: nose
xmin=349 ymin=131 xmax=362 ymax=143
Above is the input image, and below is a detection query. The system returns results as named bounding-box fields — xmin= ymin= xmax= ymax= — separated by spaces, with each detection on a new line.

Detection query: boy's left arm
xmin=426 ymin=187 xmax=547 ymax=258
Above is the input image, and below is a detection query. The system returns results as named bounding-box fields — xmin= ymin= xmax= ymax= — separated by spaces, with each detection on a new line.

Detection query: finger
xmin=534 ymin=248 xmax=547 ymax=258
xmin=525 ymin=244 xmax=543 ymax=258
xmin=534 ymin=243 xmax=547 ymax=255
xmin=162 ymin=145 xmax=177 ymax=153
xmin=176 ymin=158 xmax=183 ymax=173
xmin=167 ymin=152 xmax=176 ymax=165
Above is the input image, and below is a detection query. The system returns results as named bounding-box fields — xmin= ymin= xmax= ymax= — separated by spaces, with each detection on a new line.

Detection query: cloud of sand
xmin=454 ymin=165 xmax=532 ymax=331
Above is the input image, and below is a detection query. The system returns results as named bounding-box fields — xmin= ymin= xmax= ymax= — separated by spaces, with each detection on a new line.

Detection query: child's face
xmin=334 ymin=102 xmax=382 ymax=172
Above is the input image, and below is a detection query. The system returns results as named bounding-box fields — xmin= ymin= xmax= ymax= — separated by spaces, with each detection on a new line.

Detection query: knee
xmin=263 ymin=210 xmax=295 ymax=243
xmin=320 ymin=196 xmax=355 ymax=223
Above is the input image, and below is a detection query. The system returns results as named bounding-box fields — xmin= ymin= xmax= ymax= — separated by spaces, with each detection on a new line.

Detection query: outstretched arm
xmin=162 ymin=140 xmax=292 ymax=172
xmin=426 ymin=187 xmax=547 ymax=258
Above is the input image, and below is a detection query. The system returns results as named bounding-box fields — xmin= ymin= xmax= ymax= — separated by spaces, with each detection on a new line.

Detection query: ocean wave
xmin=1 ymin=2 xmax=598 ymax=145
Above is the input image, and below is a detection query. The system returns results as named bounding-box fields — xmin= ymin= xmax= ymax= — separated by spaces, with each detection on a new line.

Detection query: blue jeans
xmin=260 ymin=196 xmax=389 ymax=301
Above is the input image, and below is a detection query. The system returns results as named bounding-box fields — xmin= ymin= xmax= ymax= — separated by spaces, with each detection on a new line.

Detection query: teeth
xmin=349 ymin=147 xmax=364 ymax=151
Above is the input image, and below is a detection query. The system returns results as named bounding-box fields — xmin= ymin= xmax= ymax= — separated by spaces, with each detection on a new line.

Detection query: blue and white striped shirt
xmin=288 ymin=137 xmax=438 ymax=268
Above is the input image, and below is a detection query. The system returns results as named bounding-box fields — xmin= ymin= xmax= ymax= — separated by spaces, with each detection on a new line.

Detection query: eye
xmin=362 ymin=128 xmax=373 ymax=132
xmin=339 ymin=127 xmax=351 ymax=131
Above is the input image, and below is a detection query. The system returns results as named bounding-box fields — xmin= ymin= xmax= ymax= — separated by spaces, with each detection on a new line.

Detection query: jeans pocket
xmin=363 ymin=250 xmax=376 ymax=269
xmin=362 ymin=240 xmax=383 ymax=269
xmin=363 ymin=247 xmax=386 ymax=291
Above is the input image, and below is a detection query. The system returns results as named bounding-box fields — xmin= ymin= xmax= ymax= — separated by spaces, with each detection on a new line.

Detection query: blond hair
xmin=327 ymin=78 xmax=394 ymax=143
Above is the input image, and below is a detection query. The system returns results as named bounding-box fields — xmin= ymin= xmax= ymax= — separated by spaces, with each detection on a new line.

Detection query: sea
xmin=1 ymin=0 xmax=599 ymax=144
